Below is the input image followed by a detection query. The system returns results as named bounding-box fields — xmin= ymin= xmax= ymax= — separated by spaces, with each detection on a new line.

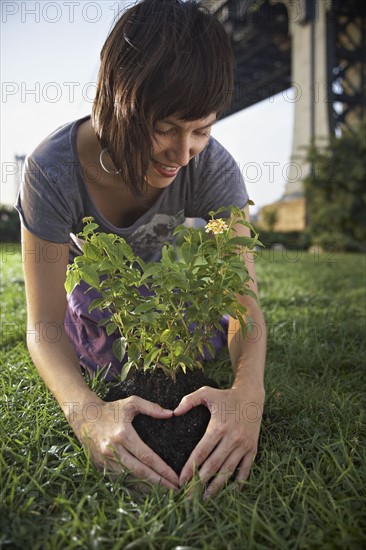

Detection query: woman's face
xmin=146 ymin=113 xmax=216 ymax=189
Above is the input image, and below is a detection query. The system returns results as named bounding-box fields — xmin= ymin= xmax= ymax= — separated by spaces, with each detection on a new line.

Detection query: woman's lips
xmin=152 ymin=160 xmax=181 ymax=178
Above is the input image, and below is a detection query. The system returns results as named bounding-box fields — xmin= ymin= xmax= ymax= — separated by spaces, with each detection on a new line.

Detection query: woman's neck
xmin=76 ymin=118 xmax=163 ymax=227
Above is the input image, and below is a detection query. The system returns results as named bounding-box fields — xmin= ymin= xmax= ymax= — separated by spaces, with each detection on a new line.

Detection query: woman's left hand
xmin=174 ymin=385 xmax=265 ymax=498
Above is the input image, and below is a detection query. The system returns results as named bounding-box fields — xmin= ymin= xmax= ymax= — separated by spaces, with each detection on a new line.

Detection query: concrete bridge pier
xmin=278 ymin=0 xmax=332 ymax=198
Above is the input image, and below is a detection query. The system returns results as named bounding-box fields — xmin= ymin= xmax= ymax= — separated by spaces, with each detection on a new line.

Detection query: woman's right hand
xmin=66 ymin=395 xmax=179 ymax=490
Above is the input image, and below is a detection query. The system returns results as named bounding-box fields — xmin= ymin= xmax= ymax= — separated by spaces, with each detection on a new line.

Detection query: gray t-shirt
xmin=15 ymin=115 xmax=248 ymax=262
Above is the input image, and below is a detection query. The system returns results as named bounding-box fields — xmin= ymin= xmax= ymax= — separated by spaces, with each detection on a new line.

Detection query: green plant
xmin=304 ymin=118 xmax=366 ymax=251
xmin=65 ymin=206 xmax=261 ymax=381
xmin=0 ymin=206 xmax=21 ymax=243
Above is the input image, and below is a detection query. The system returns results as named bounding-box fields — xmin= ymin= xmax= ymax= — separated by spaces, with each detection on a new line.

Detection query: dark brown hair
xmin=92 ymin=0 xmax=234 ymax=197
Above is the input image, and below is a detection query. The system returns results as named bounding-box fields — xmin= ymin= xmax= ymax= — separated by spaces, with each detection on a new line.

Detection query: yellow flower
xmin=205 ymin=218 xmax=229 ymax=235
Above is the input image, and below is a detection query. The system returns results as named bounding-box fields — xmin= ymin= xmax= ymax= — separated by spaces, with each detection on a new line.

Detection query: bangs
xmin=150 ymin=45 xmax=232 ymax=122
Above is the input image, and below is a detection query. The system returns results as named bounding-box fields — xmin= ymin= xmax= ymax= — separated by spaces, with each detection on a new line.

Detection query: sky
xmin=1 ymin=0 xmax=295 ymax=213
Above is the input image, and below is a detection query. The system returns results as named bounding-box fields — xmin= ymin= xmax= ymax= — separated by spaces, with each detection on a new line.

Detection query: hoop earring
xmin=194 ymin=153 xmax=199 ymax=168
xmin=99 ymin=148 xmax=120 ymax=175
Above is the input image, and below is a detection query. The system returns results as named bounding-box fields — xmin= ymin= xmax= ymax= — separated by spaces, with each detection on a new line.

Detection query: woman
xmin=16 ymin=0 xmax=266 ymax=498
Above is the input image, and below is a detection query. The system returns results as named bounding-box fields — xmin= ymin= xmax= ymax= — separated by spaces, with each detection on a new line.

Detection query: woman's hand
xmin=66 ymin=395 xmax=180 ymax=490
xmin=174 ymin=385 xmax=265 ymax=498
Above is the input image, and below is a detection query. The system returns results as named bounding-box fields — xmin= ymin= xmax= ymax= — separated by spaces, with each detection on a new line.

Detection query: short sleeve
xmin=15 ymin=155 xmax=74 ymax=243
xmin=191 ymin=137 xmax=249 ymax=219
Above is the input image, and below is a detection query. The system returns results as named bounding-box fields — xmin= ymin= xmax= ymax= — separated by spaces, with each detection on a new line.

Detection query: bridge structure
xmin=202 ymin=0 xmax=366 ymax=230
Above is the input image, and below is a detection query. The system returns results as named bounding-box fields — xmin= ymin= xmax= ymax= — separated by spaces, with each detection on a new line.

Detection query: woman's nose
xmin=168 ymin=137 xmax=195 ymax=166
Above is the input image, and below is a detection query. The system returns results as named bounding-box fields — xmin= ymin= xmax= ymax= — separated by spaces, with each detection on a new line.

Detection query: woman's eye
xmin=154 ymin=129 xmax=174 ymax=137
xmin=154 ymin=129 xmax=210 ymax=138
xmin=195 ymin=131 xmax=210 ymax=138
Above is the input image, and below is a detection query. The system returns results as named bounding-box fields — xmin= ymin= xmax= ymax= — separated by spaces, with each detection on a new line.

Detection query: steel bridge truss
xmin=327 ymin=0 xmax=366 ymax=133
xmin=204 ymin=0 xmax=366 ymax=134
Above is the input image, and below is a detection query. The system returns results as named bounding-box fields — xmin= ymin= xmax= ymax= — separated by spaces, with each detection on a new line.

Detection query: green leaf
xmin=83 ymin=242 xmax=101 ymax=261
xmin=88 ymin=298 xmax=105 ymax=313
xmin=143 ymin=347 xmax=160 ymax=370
xmin=211 ymin=293 xmax=222 ymax=307
xmin=235 ymin=220 xmax=255 ymax=232
xmin=161 ymin=329 xmax=172 ymax=342
xmin=127 ymin=344 xmax=140 ymax=363
xmin=120 ymin=362 xmax=133 ymax=382
xmin=238 ymin=315 xmax=249 ymax=339
xmin=97 ymin=233 xmax=115 ymax=254
xmin=201 ymin=301 xmax=210 ymax=315
xmin=113 ymin=337 xmax=127 ymax=361
xmin=167 ymin=273 xmax=188 ymax=289
xmin=181 ymin=242 xmax=198 ymax=265
xmin=98 ymin=259 xmax=114 ymax=271
xmin=115 ymin=241 xmax=135 ymax=262
xmin=227 ymin=265 xmax=248 ymax=281
xmin=242 ymin=288 xmax=259 ymax=303
xmin=79 ymin=266 xmax=100 ymax=288
xmin=82 ymin=222 xmax=99 ymax=235
xmin=175 ymin=354 xmax=194 ymax=366
xmin=64 ymin=269 xmax=79 ymax=294
xmin=134 ymin=301 xmax=158 ymax=314
xmin=185 ymin=306 xmax=200 ymax=324
xmin=205 ymin=341 xmax=216 ymax=359
xmin=98 ymin=317 xmax=110 ymax=327
xmin=162 ymin=244 xmax=177 ymax=263
xmin=106 ymin=322 xmax=117 ymax=336
xmin=208 ymin=206 xmax=233 ymax=217
xmin=140 ymin=263 xmax=161 ymax=283
xmin=228 ymin=236 xmax=257 ymax=248
xmin=192 ymin=254 xmax=208 ymax=267
xmin=173 ymin=224 xmax=189 ymax=237
xmin=172 ymin=340 xmax=184 ymax=357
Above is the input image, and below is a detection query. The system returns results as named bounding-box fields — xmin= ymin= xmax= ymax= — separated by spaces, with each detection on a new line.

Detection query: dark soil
xmin=104 ymin=369 xmax=218 ymax=475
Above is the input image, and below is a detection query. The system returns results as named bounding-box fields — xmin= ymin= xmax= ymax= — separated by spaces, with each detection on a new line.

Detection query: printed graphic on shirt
xmin=131 ymin=210 xmax=186 ymax=258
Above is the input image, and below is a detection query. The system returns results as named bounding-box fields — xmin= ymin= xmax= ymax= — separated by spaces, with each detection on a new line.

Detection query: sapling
xmin=65 ymin=206 xmax=262 ymax=382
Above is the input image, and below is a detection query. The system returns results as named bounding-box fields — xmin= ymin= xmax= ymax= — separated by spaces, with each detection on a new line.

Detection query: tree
xmin=0 ymin=206 xmax=20 ymax=242
xmin=304 ymin=119 xmax=366 ymax=251
xmin=262 ymin=208 xmax=278 ymax=232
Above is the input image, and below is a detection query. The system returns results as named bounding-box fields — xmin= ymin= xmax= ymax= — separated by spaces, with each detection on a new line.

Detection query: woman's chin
xmin=146 ymin=169 xmax=177 ymax=189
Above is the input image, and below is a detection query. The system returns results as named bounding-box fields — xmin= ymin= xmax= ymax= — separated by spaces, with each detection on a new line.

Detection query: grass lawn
xmin=1 ymin=244 xmax=365 ymax=549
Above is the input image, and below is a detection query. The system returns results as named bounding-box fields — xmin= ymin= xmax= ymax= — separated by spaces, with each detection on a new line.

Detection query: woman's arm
xmin=227 ymin=205 xmax=267 ymax=392
xmin=21 ymin=227 xmax=179 ymax=489
xmin=174 ymin=206 xmax=266 ymax=497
